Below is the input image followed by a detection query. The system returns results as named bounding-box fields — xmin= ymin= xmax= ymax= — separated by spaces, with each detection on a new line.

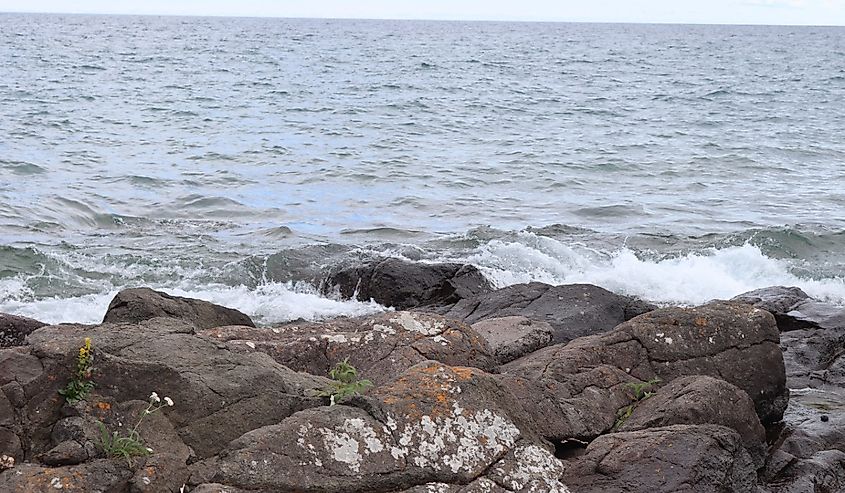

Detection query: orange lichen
xmin=96 ymin=402 xmax=111 ymax=410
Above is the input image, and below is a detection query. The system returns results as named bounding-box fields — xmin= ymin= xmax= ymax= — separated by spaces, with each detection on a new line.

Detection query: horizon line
xmin=2 ymin=10 xmax=845 ymax=28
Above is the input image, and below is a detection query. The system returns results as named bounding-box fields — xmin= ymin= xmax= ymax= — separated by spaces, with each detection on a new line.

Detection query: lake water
xmin=1 ymin=14 xmax=844 ymax=324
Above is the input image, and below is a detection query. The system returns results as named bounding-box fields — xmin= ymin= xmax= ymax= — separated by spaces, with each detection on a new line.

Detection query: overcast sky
xmin=1 ymin=0 xmax=844 ymax=26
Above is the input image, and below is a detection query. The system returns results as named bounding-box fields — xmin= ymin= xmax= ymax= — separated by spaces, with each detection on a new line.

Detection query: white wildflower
xmin=149 ymin=392 xmax=160 ymax=403
xmin=164 ymin=397 xmax=174 ymax=407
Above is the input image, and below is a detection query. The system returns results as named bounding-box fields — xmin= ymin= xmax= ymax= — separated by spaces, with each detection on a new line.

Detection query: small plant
xmin=318 ymin=358 xmax=373 ymax=405
xmin=613 ymin=377 xmax=661 ymax=431
xmin=58 ymin=337 xmax=95 ymax=404
xmin=98 ymin=391 xmax=175 ymax=466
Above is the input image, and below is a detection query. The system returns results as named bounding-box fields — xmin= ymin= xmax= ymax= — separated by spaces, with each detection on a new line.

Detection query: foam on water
xmin=0 ymin=276 xmax=385 ymax=326
xmin=467 ymin=232 xmax=845 ymax=306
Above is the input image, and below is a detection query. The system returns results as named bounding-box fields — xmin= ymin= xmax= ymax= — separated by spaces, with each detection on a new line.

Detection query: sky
xmin=1 ymin=0 xmax=844 ymax=26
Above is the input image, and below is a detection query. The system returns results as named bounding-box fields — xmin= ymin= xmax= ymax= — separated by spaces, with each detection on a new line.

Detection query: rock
xmin=470 ymin=316 xmax=553 ymax=364
xmin=504 ymin=301 xmax=788 ymax=426
xmin=322 ymin=258 xmax=493 ymax=310
xmin=760 ymin=449 xmax=845 ymax=493
xmin=439 ymin=282 xmax=655 ymax=344
xmin=0 ymin=460 xmax=133 ymax=492
xmin=24 ymin=318 xmax=326 ymax=460
xmin=199 ymin=311 xmax=496 ymax=386
xmin=776 ymin=387 xmax=845 ymax=460
xmin=39 ymin=440 xmax=88 ymax=466
xmin=103 ymin=288 xmax=255 ymax=329
xmin=780 ymin=328 xmax=845 ymax=388
xmin=189 ymin=361 xmax=571 ymax=493
xmin=0 ymin=313 xmax=46 ymax=347
xmin=562 ymin=425 xmax=757 ymax=493
xmin=618 ymin=375 xmax=767 ymax=468
xmin=732 ymin=286 xmax=845 ymax=332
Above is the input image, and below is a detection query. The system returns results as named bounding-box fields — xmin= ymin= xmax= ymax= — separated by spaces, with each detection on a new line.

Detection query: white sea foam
xmin=466 ymin=232 xmax=845 ymax=306
xmin=0 ymin=279 xmax=385 ymax=326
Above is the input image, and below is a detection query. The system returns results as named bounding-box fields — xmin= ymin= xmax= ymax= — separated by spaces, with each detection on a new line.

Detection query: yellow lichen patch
xmin=96 ymin=402 xmax=111 ymax=411
xmin=451 ymin=367 xmax=476 ymax=381
xmin=694 ymin=317 xmax=708 ymax=327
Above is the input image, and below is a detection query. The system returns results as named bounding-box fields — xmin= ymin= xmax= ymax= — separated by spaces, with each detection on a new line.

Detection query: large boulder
xmin=322 ymin=258 xmax=493 ymax=310
xmin=0 ymin=313 xmax=46 ymax=348
xmin=188 ymin=361 xmax=571 ymax=492
xmin=21 ymin=318 xmax=325 ymax=462
xmin=200 ymin=311 xmax=496 ymax=385
xmin=103 ymin=288 xmax=255 ymax=329
xmin=618 ymin=375 xmax=767 ymax=468
xmin=504 ymin=301 xmax=788 ymax=426
xmin=439 ymin=282 xmax=655 ymax=344
xmin=471 ymin=316 xmax=554 ymax=364
xmin=562 ymin=425 xmax=757 ymax=493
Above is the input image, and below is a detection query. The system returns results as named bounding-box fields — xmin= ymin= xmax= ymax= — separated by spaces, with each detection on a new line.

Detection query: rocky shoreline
xmin=1 ymin=258 xmax=843 ymax=492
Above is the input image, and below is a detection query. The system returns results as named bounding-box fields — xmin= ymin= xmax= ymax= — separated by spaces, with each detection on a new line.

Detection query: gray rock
xmin=322 ymin=258 xmax=493 ymax=310
xmin=562 ymin=425 xmax=757 ymax=493
xmin=471 ymin=316 xmax=553 ymax=364
xmin=439 ymin=282 xmax=655 ymax=344
xmin=776 ymin=387 xmax=845 ymax=460
xmin=0 ymin=459 xmax=133 ymax=492
xmin=200 ymin=311 xmax=496 ymax=386
xmin=732 ymin=286 xmax=845 ymax=332
xmin=780 ymin=328 xmax=845 ymax=389
xmin=103 ymin=287 xmax=255 ymax=329
xmin=504 ymin=301 xmax=788 ymax=427
xmin=189 ymin=361 xmax=570 ymax=493
xmin=0 ymin=313 xmax=46 ymax=347
xmin=760 ymin=449 xmax=845 ymax=493
xmin=618 ymin=375 xmax=768 ymax=468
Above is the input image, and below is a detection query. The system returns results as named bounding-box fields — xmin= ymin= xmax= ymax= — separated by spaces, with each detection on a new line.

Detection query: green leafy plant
xmin=613 ymin=377 xmax=662 ymax=431
xmin=58 ymin=337 xmax=95 ymax=404
xmin=98 ymin=392 xmax=174 ymax=466
xmin=318 ymin=358 xmax=373 ymax=405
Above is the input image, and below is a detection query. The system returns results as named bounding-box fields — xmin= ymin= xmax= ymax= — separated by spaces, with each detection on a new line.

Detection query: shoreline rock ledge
xmin=1 ymin=278 xmax=843 ymax=492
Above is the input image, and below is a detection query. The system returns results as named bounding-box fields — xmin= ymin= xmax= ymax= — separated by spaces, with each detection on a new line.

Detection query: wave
xmin=465 ymin=232 xmax=845 ymax=306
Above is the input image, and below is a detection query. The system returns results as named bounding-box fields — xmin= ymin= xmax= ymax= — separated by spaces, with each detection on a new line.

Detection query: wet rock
xmin=780 ymin=328 xmax=845 ymax=388
xmin=0 ymin=313 xmax=46 ymax=348
xmin=440 ymin=282 xmax=655 ymax=344
xmin=470 ymin=316 xmax=553 ymax=364
xmin=189 ymin=361 xmax=570 ymax=493
xmin=733 ymin=286 xmax=845 ymax=332
xmin=618 ymin=375 xmax=767 ymax=468
xmin=760 ymin=449 xmax=845 ymax=493
xmin=505 ymin=301 xmax=788 ymax=426
xmin=562 ymin=425 xmax=757 ymax=493
xmin=323 ymin=258 xmax=493 ymax=310
xmin=776 ymin=387 xmax=845 ymax=460
xmin=103 ymin=287 xmax=255 ymax=329
xmin=200 ymin=311 xmax=496 ymax=386
xmin=25 ymin=318 xmax=326 ymax=460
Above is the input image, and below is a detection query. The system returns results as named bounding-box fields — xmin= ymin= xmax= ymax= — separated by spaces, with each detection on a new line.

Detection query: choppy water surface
xmin=1 ymin=14 xmax=844 ymax=323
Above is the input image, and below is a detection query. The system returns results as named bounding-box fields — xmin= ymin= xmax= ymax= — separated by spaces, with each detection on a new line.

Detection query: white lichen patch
xmin=493 ymin=444 xmax=567 ymax=491
xmin=391 ymin=312 xmax=445 ymax=336
xmin=297 ymin=417 xmax=395 ymax=473
xmin=372 ymin=323 xmax=397 ymax=336
xmin=395 ymin=403 xmax=520 ymax=474
xmin=432 ymin=335 xmax=449 ymax=346
xmin=664 ymin=337 xmax=673 ymax=345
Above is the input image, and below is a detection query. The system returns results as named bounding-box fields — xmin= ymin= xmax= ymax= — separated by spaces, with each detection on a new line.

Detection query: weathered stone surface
xmin=780 ymin=328 xmax=845 ymax=389
xmin=0 ymin=460 xmax=133 ymax=492
xmin=189 ymin=361 xmax=571 ymax=493
xmin=618 ymin=375 xmax=767 ymax=468
xmin=471 ymin=316 xmax=553 ymax=364
xmin=323 ymin=258 xmax=493 ymax=310
xmin=200 ymin=311 xmax=496 ymax=386
xmin=103 ymin=288 xmax=255 ymax=329
xmin=439 ymin=282 xmax=655 ymax=344
xmin=504 ymin=301 xmax=788 ymax=426
xmin=733 ymin=286 xmax=845 ymax=332
xmin=776 ymin=387 xmax=845 ymax=460
xmin=24 ymin=318 xmax=326 ymax=460
xmin=0 ymin=313 xmax=46 ymax=348
xmin=562 ymin=425 xmax=757 ymax=493
xmin=760 ymin=449 xmax=845 ymax=493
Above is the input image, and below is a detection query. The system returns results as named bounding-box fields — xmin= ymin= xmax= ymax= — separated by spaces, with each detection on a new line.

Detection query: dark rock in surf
xmin=439 ymin=282 xmax=656 ymax=344
xmin=103 ymin=287 xmax=255 ymax=329
xmin=0 ymin=313 xmax=47 ymax=347
xmin=732 ymin=286 xmax=845 ymax=332
xmin=322 ymin=258 xmax=493 ymax=310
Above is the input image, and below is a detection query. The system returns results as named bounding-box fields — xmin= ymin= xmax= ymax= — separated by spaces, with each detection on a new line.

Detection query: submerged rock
xmin=103 ymin=287 xmax=255 ymax=329
xmin=322 ymin=258 xmax=493 ymax=310
xmin=439 ymin=282 xmax=655 ymax=344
